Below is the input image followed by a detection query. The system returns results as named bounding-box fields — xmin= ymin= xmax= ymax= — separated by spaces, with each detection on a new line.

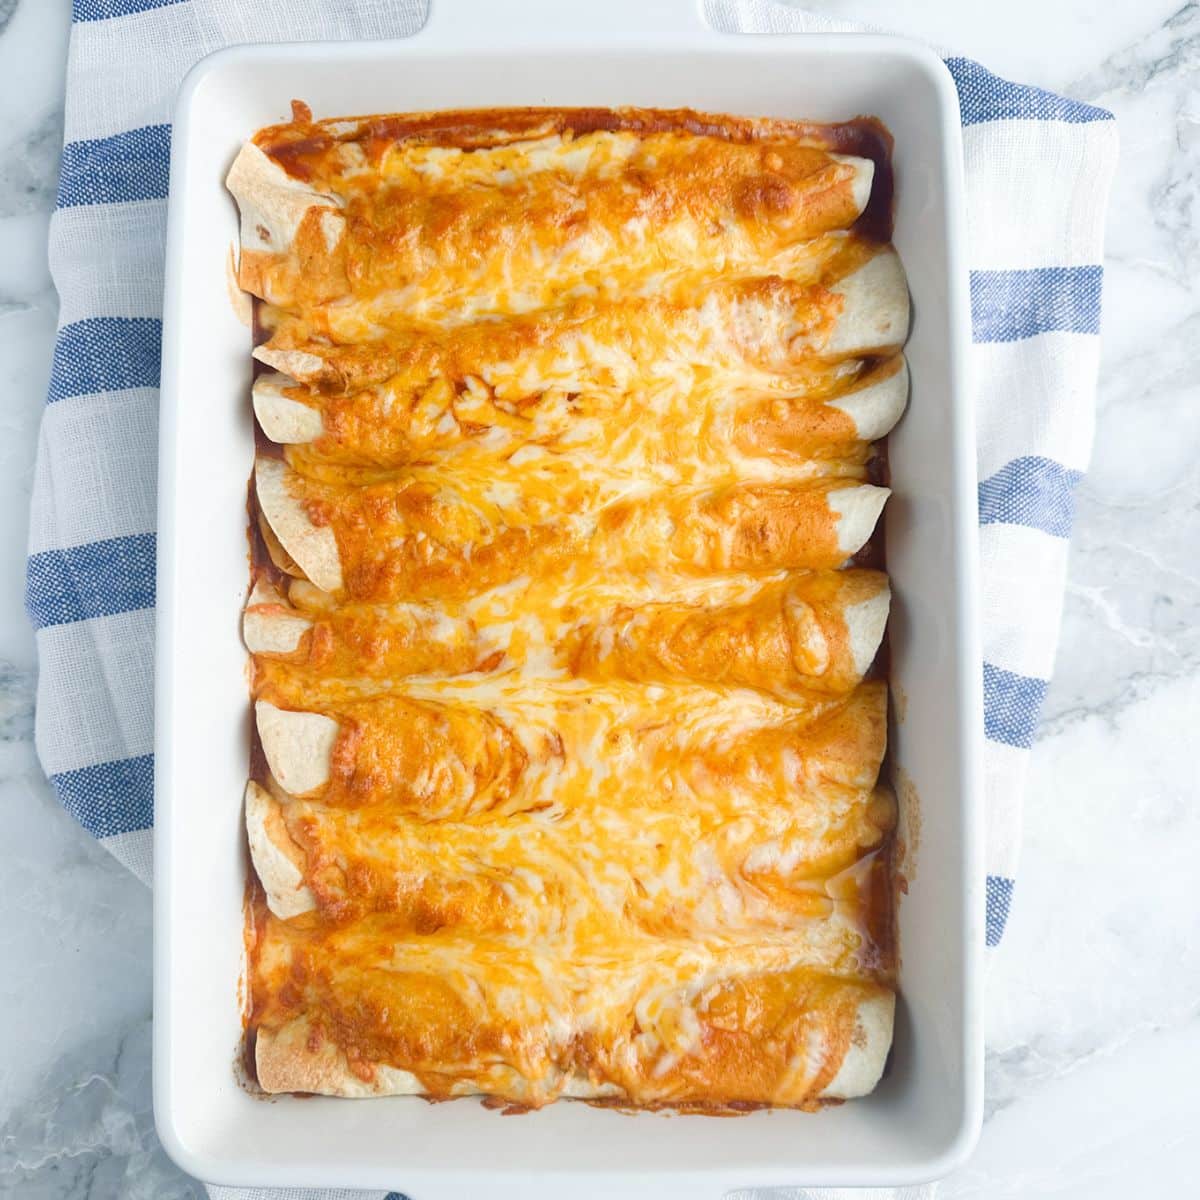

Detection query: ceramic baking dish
xmin=153 ymin=1 xmax=983 ymax=1193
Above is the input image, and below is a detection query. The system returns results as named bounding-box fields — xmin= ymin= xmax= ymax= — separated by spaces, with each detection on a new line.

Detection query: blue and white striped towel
xmin=27 ymin=2 xmax=1114 ymax=1188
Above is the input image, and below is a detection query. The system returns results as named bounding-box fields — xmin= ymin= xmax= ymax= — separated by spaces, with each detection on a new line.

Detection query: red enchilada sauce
xmin=239 ymin=103 xmax=900 ymax=1103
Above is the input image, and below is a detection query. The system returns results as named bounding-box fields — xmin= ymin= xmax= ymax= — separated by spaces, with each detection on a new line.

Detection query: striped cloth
xmin=26 ymin=5 xmax=1114 ymax=1191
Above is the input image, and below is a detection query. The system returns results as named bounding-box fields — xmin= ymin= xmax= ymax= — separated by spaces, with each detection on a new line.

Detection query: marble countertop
xmin=1 ymin=1 xmax=1196 ymax=1196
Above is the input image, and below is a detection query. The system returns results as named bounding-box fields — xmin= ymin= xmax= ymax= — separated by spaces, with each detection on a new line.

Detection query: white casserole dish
xmin=153 ymin=1 xmax=983 ymax=1193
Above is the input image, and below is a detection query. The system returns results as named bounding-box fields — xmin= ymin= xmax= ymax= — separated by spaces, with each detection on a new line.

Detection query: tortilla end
xmin=244 ymin=575 xmax=312 ymax=654
xmin=830 ymin=484 xmax=890 ymax=557
xmin=256 ymin=1019 xmax=426 ymax=1097
xmin=830 ymin=153 xmax=875 ymax=219
xmin=253 ymin=372 xmax=325 ymax=444
xmin=828 ymin=355 xmax=909 ymax=441
xmin=243 ymin=601 xmax=313 ymax=656
xmin=818 ymin=988 xmax=895 ymax=1099
xmin=226 ymin=141 xmax=344 ymax=256
xmin=827 ymin=249 xmax=910 ymax=357
xmin=252 ymin=345 xmax=328 ymax=384
xmin=244 ymin=780 xmax=316 ymax=919
xmin=254 ymin=699 xmax=339 ymax=797
xmin=247 ymin=577 xmax=284 ymax=608
xmin=254 ymin=456 xmax=343 ymax=592
xmin=845 ymin=583 xmax=891 ymax=677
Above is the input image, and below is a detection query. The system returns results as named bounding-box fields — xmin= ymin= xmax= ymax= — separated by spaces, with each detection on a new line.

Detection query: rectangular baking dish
xmin=153 ymin=1 xmax=983 ymax=1193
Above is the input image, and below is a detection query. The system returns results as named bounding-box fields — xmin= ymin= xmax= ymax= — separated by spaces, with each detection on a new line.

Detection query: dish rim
xmin=153 ymin=20 xmax=983 ymax=1194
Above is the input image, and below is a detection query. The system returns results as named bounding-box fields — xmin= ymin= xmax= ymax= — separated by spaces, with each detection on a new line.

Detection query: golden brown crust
xmin=737 ymin=353 xmax=908 ymax=457
xmin=568 ymin=570 xmax=888 ymax=700
xmin=235 ymin=105 xmax=902 ymax=1111
xmin=252 ymin=245 xmax=900 ymax=395
xmin=245 ymin=587 xmax=487 ymax=679
xmin=250 ymin=924 xmax=894 ymax=1106
xmin=255 ymin=466 xmax=888 ymax=605
xmin=246 ymin=703 xmax=895 ymax=932
xmin=237 ymin=107 xmax=882 ymax=315
xmin=660 ymin=481 xmax=889 ymax=573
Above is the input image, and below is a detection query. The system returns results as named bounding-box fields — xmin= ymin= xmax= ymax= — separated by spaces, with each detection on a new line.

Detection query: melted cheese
xmin=241 ymin=121 xmax=874 ymax=319
xmin=237 ymin=106 xmax=900 ymax=1111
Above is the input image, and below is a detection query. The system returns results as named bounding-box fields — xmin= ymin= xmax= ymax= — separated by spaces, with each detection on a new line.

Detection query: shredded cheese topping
xmin=236 ymin=105 xmax=902 ymax=1111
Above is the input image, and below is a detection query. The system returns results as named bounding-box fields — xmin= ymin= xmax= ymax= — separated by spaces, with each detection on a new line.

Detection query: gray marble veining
xmin=0 ymin=0 xmax=19 ymax=37
xmin=1 ymin=1021 xmax=203 ymax=1200
xmin=0 ymin=9 xmax=164 ymax=1196
xmin=0 ymin=107 xmax=62 ymax=219
xmin=1 ymin=1 xmax=1198 ymax=1197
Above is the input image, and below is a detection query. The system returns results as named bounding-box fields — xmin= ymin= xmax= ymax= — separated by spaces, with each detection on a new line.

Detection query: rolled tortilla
xmin=252 ymin=372 xmax=324 ymax=444
xmin=226 ymin=141 xmax=346 ymax=306
xmin=656 ymin=480 xmax=890 ymax=572
xmin=673 ymin=681 xmax=888 ymax=812
xmin=251 ymin=242 xmax=909 ymax=400
xmin=823 ymin=246 xmax=910 ymax=357
xmin=828 ymin=354 xmax=909 ymax=441
xmin=252 ymin=947 xmax=893 ymax=1106
xmin=249 ymin=354 xmax=907 ymax=472
xmin=254 ymin=694 xmax=528 ymax=817
xmin=250 ymin=680 xmax=888 ymax=864
xmin=252 ymin=346 xmax=330 ymax=386
xmin=256 ymin=1017 xmax=432 ymax=1098
xmin=255 ymin=991 xmax=893 ymax=1104
xmin=243 ymin=578 xmax=313 ymax=655
xmin=254 ymin=456 xmax=342 ymax=593
xmin=254 ymin=459 xmax=889 ymax=603
xmin=736 ymin=355 xmax=908 ymax=457
xmin=244 ymin=779 xmax=315 ymax=919
xmin=230 ymin=122 xmax=874 ymax=319
xmin=243 ymin=577 xmax=488 ymax=677
xmin=246 ymin=769 xmax=894 ymax=931
xmin=253 ymin=455 xmax=539 ymax=603
xmin=586 ymin=971 xmax=895 ymax=1105
xmin=255 ymin=699 xmax=339 ymax=799
xmin=255 ymin=510 xmax=304 ymax=580
xmin=828 ymin=483 xmax=891 ymax=559
xmin=569 ymin=570 xmax=888 ymax=700
xmin=819 ymin=987 xmax=895 ymax=1099
xmin=249 ymin=372 xmax=469 ymax=462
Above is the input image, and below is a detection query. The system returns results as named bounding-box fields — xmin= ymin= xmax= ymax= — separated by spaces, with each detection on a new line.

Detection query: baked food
xmin=231 ymin=103 xmax=906 ymax=1111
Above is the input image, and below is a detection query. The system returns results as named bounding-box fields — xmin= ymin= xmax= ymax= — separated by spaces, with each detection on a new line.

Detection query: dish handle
xmin=416 ymin=0 xmax=711 ymax=44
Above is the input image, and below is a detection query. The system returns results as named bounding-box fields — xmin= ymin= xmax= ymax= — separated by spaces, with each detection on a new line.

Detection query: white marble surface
xmin=0 ymin=0 xmax=1196 ymax=1196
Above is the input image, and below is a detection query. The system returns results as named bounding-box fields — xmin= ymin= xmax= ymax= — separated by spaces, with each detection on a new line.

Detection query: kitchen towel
xmin=25 ymin=0 xmax=1116 ymax=1194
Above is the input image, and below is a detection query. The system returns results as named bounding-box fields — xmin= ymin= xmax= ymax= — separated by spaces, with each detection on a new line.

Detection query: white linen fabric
xmin=28 ymin=1 xmax=1116 ymax=1195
